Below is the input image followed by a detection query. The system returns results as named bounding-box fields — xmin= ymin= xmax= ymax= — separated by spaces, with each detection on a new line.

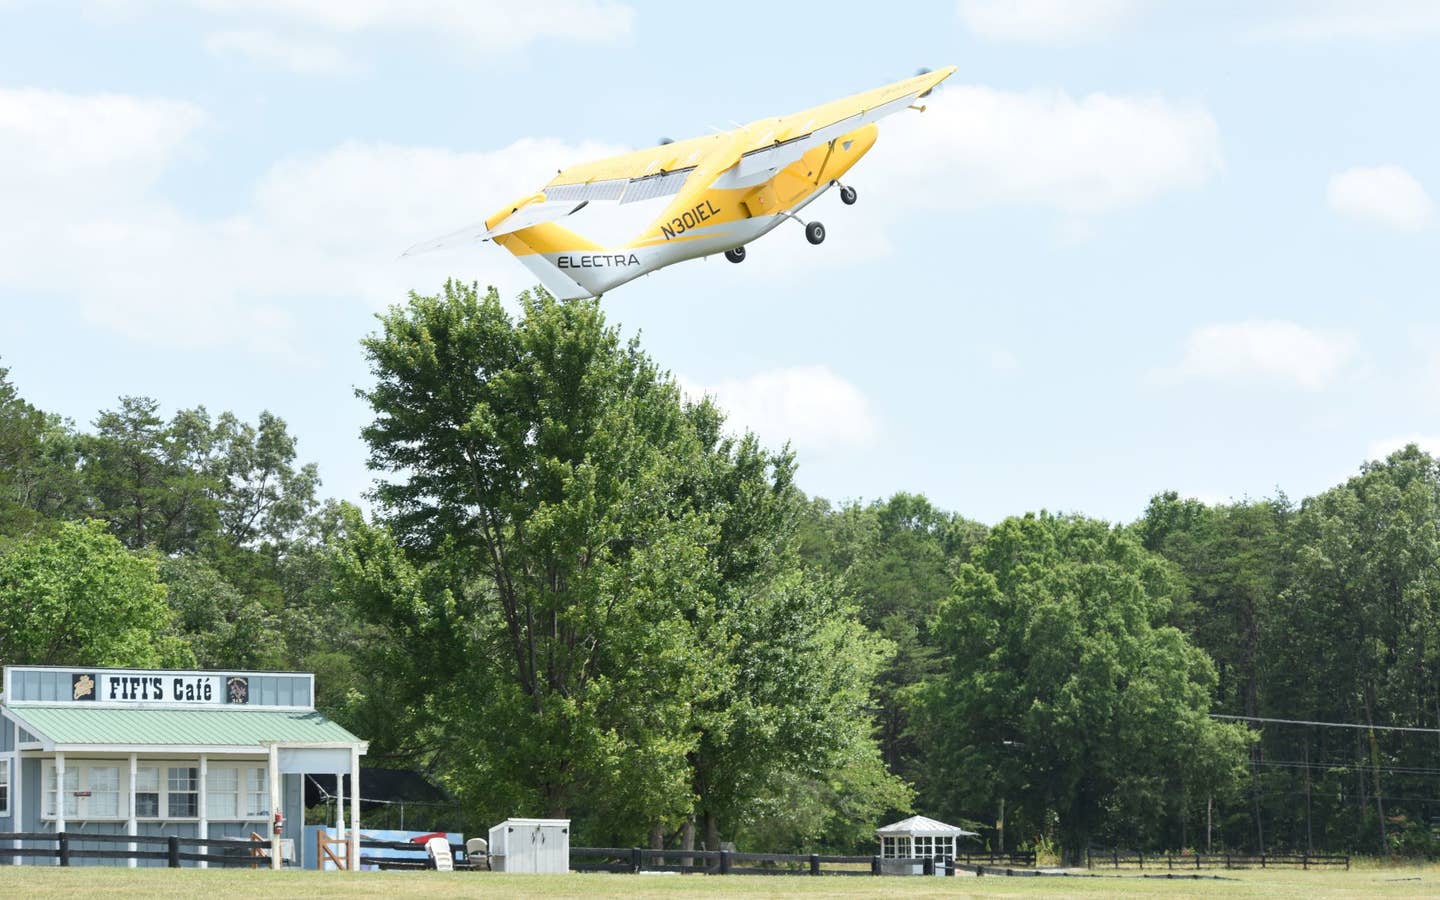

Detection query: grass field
xmin=1 ymin=865 xmax=1438 ymax=899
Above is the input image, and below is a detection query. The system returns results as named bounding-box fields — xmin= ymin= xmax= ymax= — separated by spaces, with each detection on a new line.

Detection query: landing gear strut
xmin=724 ymin=246 xmax=746 ymax=263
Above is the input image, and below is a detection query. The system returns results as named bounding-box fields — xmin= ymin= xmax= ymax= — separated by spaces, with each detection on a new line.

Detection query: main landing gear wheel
xmin=806 ymin=221 xmax=826 ymax=245
xmin=839 ymin=185 xmax=857 ymax=205
xmin=725 ymin=246 xmax=746 ymax=263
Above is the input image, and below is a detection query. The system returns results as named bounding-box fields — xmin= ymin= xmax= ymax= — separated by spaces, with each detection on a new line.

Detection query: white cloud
xmin=1257 ymin=0 xmax=1440 ymax=41
xmin=988 ymin=348 xmax=1021 ymax=373
xmin=1161 ymin=320 xmax=1358 ymax=391
xmin=957 ymin=0 xmax=1148 ymax=42
xmin=184 ymin=0 xmax=634 ymax=49
xmin=881 ymin=86 xmax=1222 ymax=216
xmin=205 ymin=30 xmax=357 ymax=75
xmin=1327 ymin=165 xmax=1434 ymax=231
xmin=680 ymin=366 xmax=879 ymax=455
xmin=0 ymin=86 xmax=626 ymax=354
xmin=1367 ymin=435 xmax=1440 ymax=462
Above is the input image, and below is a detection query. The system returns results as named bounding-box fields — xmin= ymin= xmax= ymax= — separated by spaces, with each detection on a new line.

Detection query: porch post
xmin=127 ymin=754 xmax=137 ymax=869
xmin=12 ymin=751 xmax=22 ymax=866
xmin=349 ymin=745 xmax=361 ymax=872
xmin=54 ymin=751 xmax=65 ymax=865
xmin=198 ymin=754 xmax=208 ymax=868
xmin=268 ymin=744 xmax=281 ymax=870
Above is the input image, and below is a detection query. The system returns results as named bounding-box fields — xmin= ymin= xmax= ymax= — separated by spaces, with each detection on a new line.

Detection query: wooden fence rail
xmin=568 ymin=846 xmax=1036 ymax=876
xmin=1087 ymin=849 xmax=1350 ymax=871
xmin=0 ymin=831 xmax=277 ymax=867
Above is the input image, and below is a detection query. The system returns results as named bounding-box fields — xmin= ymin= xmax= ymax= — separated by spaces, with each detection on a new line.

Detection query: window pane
xmin=136 ymin=767 xmax=159 ymax=792
xmin=62 ymin=768 xmax=79 ymax=817
xmin=168 ymin=767 xmax=198 ymax=817
xmin=207 ymin=767 xmax=238 ymax=818
xmin=168 ymin=791 xmax=198 ymax=818
xmin=245 ymin=768 xmax=268 ymax=817
xmin=89 ymin=767 xmax=120 ymax=817
xmin=136 ymin=766 xmax=160 ymax=818
xmin=136 ymin=793 xmax=160 ymax=817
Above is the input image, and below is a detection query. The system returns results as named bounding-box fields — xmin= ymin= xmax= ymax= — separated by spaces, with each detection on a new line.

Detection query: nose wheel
xmin=725 ymin=246 xmax=746 ymax=263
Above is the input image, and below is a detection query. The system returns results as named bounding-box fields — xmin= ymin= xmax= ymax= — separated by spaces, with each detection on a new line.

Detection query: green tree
xmin=0 ymin=519 xmax=192 ymax=667
xmin=356 ymin=282 xmax=713 ymax=829
xmin=915 ymin=512 xmax=1250 ymax=862
xmin=81 ymin=398 xmax=222 ymax=553
xmin=0 ymin=364 xmax=84 ymax=539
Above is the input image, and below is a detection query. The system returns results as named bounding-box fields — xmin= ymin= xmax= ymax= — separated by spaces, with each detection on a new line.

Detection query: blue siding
xmin=2 ymin=718 xmax=12 ymax=752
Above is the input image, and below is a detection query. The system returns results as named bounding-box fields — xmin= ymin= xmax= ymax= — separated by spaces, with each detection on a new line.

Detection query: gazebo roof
xmin=875 ymin=815 xmax=977 ymax=837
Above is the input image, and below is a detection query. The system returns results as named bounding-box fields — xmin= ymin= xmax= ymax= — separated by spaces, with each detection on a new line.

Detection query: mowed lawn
xmin=1 ymin=866 xmax=1438 ymax=899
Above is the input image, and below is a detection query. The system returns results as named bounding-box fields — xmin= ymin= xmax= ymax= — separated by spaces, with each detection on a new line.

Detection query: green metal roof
xmin=6 ymin=705 xmax=361 ymax=747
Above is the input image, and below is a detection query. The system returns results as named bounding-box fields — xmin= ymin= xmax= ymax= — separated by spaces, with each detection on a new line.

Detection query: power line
xmin=1212 ymin=714 xmax=1440 ymax=735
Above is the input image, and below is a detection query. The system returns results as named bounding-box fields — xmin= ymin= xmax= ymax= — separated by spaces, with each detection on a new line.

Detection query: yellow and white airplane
xmin=406 ymin=66 xmax=956 ymax=300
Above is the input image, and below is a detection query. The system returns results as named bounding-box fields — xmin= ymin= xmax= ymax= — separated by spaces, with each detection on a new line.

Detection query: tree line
xmin=2 ymin=283 xmax=1438 ymax=859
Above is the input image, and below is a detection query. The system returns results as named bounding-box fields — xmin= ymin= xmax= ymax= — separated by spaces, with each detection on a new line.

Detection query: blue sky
xmin=2 ymin=0 xmax=1437 ymax=524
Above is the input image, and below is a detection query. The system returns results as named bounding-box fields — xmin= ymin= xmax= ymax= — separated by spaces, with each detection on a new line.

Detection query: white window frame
xmin=166 ymin=766 xmax=199 ymax=818
xmin=0 ymin=758 xmax=9 ymax=817
xmin=41 ymin=760 xmax=271 ymax=823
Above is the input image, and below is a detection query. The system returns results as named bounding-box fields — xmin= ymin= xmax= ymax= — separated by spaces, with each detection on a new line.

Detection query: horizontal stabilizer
xmin=403 ymin=200 xmax=588 ymax=257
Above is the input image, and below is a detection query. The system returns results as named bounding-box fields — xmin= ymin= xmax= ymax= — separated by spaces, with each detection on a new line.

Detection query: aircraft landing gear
xmin=725 ymin=246 xmax=746 ymax=263
xmin=839 ymin=185 xmax=857 ymax=205
xmin=806 ymin=221 xmax=826 ymax=245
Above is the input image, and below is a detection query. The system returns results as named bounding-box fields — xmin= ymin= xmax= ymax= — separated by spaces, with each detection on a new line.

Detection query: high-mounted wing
xmin=542 ymin=132 xmax=729 ymax=205
xmin=735 ymin=66 xmax=955 ymax=178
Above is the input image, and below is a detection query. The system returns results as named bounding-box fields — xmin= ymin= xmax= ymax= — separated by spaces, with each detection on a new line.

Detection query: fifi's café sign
xmin=70 ymin=670 xmax=250 ymax=705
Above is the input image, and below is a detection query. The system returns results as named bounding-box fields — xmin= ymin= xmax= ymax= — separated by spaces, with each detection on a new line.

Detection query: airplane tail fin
xmin=494 ymin=222 xmax=603 ymax=300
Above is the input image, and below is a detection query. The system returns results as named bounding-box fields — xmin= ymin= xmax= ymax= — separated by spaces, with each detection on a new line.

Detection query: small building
xmin=0 ymin=665 xmax=366 ymax=867
xmin=877 ymin=814 xmax=977 ymax=867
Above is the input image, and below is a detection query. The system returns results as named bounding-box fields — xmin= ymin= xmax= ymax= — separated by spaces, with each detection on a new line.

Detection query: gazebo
xmin=876 ymin=815 xmax=977 ymax=863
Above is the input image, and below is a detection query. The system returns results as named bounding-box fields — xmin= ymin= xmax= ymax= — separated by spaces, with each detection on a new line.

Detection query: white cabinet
xmin=487 ymin=818 xmax=570 ymax=874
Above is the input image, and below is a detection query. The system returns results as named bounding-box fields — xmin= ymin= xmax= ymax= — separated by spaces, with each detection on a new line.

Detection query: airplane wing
xmin=734 ymin=66 xmax=956 ymax=178
xmin=542 ymin=132 xmax=730 ymax=205
xmin=540 ymin=67 xmax=956 ymax=205
xmin=402 ymin=199 xmax=588 ymax=256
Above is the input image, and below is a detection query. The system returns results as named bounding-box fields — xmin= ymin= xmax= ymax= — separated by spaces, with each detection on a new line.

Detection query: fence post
xmin=1113 ymin=849 xmax=1118 ymax=868
xmin=1303 ymin=853 xmax=1308 ymax=870
xmin=1138 ymin=851 xmax=1144 ymax=870
xmin=630 ymin=847 xmax=642 ymax=874
xmin=1261 ymin=853 xmax=1266 ymax=869
xmin=168 ymin=835 xmax=181 ymax=868
xmin=718 ymin=850 xmax=730 ymax=875
xmin=58 ymin=833 xmax=70 ymax=867
xmin=870 ymin=855 xmax=881 ymax=876
xmin=809 ymin=853 xmax=820 ymax=876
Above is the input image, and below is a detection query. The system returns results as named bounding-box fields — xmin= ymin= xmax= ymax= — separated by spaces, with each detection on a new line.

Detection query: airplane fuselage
xmin=495 ymin=122 xmax=879 ymax=298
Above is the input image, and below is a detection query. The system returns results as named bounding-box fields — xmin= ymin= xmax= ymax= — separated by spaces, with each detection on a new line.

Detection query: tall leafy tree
xmin=915 ymin=512 xmax=1250 ymax=862
xmin=0 ymin=519 xmax=191 ymax=667
xmin=0 ymin=364 xmax=84 ymax=538
xmin=356 ymin=282 xmax=714 ymax=828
